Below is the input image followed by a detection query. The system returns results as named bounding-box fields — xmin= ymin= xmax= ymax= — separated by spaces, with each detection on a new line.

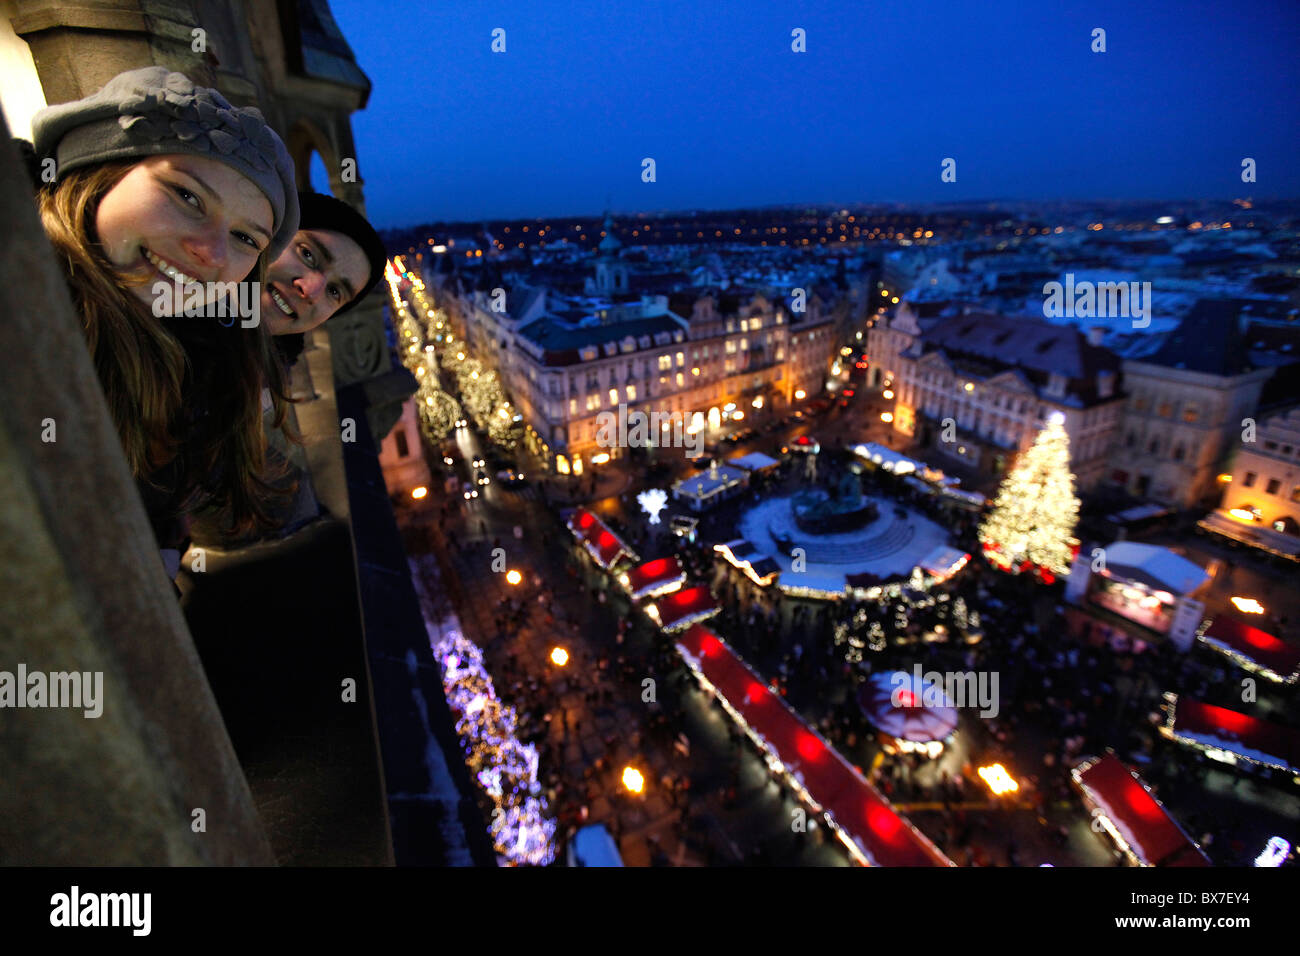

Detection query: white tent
xmin=853 ymin=442 xmax=924 ymax=475
xmin=920 ymin=546 xmax=970 ymax=580
xmin=1102 ymin=542 xmax=1209 ymax=595
xmin=671 ymin=464 xmax=748 ymax=512
xmin=859 ymin=671 xmax=959 ymax=742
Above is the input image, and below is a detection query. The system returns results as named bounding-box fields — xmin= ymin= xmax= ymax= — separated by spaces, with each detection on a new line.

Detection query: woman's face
xmin=94 ymin=155 xmax=274 ymax=315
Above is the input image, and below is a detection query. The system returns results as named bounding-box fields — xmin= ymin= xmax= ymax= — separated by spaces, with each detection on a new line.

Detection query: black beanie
xmin=296 ymin=191 xmax=388 ymax=315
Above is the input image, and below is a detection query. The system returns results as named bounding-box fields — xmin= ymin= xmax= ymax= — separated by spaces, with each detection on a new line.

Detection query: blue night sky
xmin=326 ymin=0 xmax=1300 ymax=228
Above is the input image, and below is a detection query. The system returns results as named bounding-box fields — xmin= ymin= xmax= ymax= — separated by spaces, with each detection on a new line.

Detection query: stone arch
xmin=285 ymin=117 xmax=339 ymax=194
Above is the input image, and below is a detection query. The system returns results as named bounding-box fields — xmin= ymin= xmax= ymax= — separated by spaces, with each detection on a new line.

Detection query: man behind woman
xmin=31 ymin=66 xmax=386 ymax=572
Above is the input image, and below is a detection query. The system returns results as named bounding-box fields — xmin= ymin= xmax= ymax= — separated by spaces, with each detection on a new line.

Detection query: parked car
xmin=781 ymin=435 xmax=821 ymax=455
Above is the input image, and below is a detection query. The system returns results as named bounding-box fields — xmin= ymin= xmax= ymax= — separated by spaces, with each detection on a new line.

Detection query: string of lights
xmin=432 ymin=631 xmax=557 ymax=866
xmin=387 ymin=257 xmax=521 ymax=450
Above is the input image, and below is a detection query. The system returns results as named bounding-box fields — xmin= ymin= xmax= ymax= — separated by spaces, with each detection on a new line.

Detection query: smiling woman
xmin=94 ymin=155 xmax=274 ymax=316
xmin=32 ymin=67 xmax=302 ymax=553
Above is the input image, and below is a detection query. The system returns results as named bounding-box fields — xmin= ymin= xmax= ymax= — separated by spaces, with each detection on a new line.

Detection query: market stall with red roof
xmin=645 ymin=585 xmax=719 ymax=633
xmin=1071 ymin=753 xmax=1210 ymax=866
xmin=619 ymin=556 xmax=687 ymax=602
xmin=1199 ymin=617 xmax=1300 ymax=684
xmin=566 ymin=507 xmax=638 ymax=570
xmin=675 ymin=624 xmax=953 ymax=867
xmin=1161 ymin=696 xmax=1300 ymax=775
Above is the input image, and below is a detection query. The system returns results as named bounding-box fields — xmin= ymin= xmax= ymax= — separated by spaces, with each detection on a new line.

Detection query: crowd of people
xmin=640 ymin=442 xmax=1298 ymax=866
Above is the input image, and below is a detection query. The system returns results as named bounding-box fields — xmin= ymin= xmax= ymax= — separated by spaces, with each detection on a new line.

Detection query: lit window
xmin=676 ymin=352 xmax=685 ymax=367
xmin=609 ymin=389 xmax=618 ymax=407
xmin=675 ymin=372 xmax=685 ymax=388
xmin=658 ymin=354 xmax=672 ymax=371
xmin=626 ymin=385 xmax=637 ymax=401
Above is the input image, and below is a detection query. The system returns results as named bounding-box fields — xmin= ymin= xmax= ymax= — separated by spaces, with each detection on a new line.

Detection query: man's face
xmin=262 ymin=228 xmax=370 ymax=334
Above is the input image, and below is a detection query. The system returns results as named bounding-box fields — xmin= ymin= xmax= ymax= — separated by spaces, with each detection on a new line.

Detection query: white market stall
xmin=672 ymin=462 xmax=749 ymax=512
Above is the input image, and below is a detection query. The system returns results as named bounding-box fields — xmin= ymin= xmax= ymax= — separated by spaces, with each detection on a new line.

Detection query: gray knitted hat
xmin=33 ymin=66 xmax=299 ymax=259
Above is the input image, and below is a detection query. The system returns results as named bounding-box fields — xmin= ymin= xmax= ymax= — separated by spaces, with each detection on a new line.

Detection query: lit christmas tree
xmin=978 ymin=413 xmax=1080 ymax=581
xmin=417 ymin=382 xmax=461 ymax=443
xmin=952 ymin=596 xmax=968 ymax=630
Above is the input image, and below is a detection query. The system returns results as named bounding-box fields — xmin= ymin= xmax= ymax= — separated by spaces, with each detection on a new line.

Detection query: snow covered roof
xmin=1101 ymin=542 xmax=1209 ymax=594
xmin=728 ymin=452 xmax=779 ymax=472
xmin=672 ymin=465 xmax=748 ymax=501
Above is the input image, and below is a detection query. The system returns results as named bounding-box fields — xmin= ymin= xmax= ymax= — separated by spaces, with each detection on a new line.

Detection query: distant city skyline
xmin=329 ymin=0 xmax=1300 ymax=229
xmin=378 ymin=197 xmax=1282 ymax=241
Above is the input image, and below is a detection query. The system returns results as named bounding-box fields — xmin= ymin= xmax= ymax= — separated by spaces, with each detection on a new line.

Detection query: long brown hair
xmin=38 ymin=160 xmax=297 ymax=534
